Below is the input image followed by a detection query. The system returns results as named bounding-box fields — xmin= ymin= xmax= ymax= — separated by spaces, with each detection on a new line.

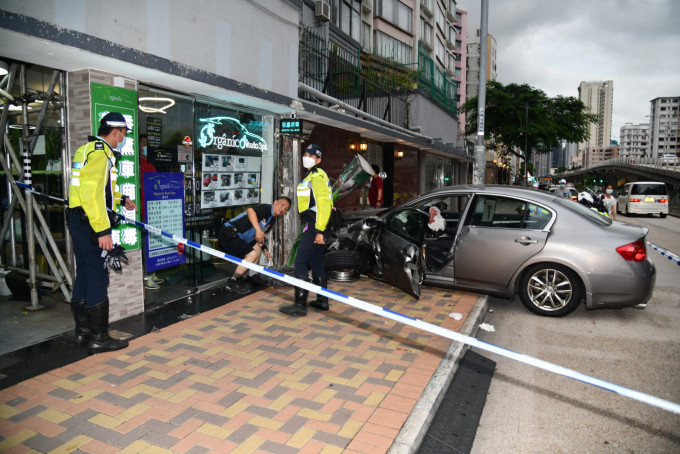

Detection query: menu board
xmin=201 ymin=154 xmax=261 ymax=208
xmin=146 ymin=117 xmax=162 ymax=147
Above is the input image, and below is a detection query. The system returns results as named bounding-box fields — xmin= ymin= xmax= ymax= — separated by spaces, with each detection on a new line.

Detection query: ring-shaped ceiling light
xmin=138 ymin=97 xmax=175 ymax=114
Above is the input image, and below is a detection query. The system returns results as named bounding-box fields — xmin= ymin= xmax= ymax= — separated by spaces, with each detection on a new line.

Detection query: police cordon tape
xmin=647 ymin=241 xmax=680 ymax=267
xmin=13 ymin=181 xmax=680 ymax=416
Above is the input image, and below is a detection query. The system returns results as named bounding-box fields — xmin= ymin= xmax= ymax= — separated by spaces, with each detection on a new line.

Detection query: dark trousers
xmin=294 ymin=214 xmax=326 ymax=279
xmin=67 ymin=210 xmax=108 ymax=306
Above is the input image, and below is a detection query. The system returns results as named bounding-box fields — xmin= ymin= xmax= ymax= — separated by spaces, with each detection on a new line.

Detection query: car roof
xmin=416 ymin=184 xmax=560 ymax=203
xmin=625 ymin=181 xmax=667 ymax=185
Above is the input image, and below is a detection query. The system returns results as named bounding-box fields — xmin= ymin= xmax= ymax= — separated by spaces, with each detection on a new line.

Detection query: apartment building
xmin=585 ymin=144 xmax=620 ymax=167
xmin=619 ymin=122 xmax=649 ymax=159
xmin=466 ymin=26 xmax=497 ymax=101
xmin=578 ymin=80 xmax=613 ymax=152
xmin=648 ymin=96 xmax=679 ymax=158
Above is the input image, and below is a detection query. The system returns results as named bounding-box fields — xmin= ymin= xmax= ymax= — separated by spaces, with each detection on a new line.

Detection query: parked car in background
xmin=661 ymin=153 xmax=679 ymax=165
xmin=616 ymin=181 xmax=669 ymax=218
xmin=325 ymin=186 xmax=655 ymax=317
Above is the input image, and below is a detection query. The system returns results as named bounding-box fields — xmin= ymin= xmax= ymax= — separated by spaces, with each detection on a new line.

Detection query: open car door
xmin=377 ymin=208 xmax=429 ymax=299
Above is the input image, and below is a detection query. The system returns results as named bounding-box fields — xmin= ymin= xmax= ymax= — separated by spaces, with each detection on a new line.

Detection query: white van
xmin=616 ymin=181 xmax=669 ymax=218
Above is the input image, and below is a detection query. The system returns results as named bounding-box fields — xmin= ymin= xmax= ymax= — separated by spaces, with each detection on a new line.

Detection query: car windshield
xmin=554 ymin=198 xmax=612 ymax=226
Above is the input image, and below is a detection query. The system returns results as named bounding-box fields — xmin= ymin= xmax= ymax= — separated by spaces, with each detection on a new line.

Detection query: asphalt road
xmin=470 ymin=214 xmax=680 ymax=453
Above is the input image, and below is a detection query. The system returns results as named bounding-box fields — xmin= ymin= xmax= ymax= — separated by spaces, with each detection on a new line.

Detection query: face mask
xmin=560 ymin=184 xmax=566 ymax=188
xmin=606 ymin=189 xmax=613 ymax=195
xmin=302 ymin=156 xmax=316 ymax=169
xmin=142 ymin=146 xmax=147 ymax=157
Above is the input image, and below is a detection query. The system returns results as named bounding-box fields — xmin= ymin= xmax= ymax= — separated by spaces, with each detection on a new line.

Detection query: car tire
xmin=323 ymin=250 xmax=368 ymax=281
xmin=660 ymin=213 xmax=667 ymax=218
xmin=518 ymin=263 xmax=583 ymax=317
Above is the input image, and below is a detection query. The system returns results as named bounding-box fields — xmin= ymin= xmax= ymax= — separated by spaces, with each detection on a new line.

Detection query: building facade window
xmin=374 ymin=30 xmax=413 ymax=63
xmin=377 ymin=0 xmax=413 ymax=33
xmin=333 ymin=0 xmax=362 ymax=42
xmin=420 ymin=18 xmax=433 ymax=46
xmin=435 ymin=36 xmax=445 ymax=64
xmin=436 ymin=3 xmax=446 ymax=32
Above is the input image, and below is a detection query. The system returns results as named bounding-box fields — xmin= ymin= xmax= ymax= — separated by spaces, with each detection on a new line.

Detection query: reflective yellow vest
xmin=297 ymin=167 xmax=333 ymax=232
xmin=68 ymin=138 xmax=122 ymax=236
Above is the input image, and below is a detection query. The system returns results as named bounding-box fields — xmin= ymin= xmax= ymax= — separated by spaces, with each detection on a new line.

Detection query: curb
xmin=387 ymin=294 xmax=490 ymax=454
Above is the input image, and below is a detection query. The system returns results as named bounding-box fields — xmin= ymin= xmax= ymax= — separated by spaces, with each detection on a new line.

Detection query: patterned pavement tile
xmin=0 ymin=278 xmax=479 ymax=452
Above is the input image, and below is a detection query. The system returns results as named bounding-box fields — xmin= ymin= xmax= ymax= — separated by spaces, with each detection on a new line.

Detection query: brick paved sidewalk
xmin=0 ymin=278 xmax=482 ymax=453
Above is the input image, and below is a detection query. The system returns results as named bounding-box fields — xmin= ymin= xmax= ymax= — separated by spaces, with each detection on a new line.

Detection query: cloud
xmin=458 ymin=0 xmax=680 ymax=141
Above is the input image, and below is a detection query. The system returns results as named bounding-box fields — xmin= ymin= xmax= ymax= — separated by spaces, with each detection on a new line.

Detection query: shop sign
xmin=197 ymin=116 xmax=267 ymax=151
xmin=280 ymin=119 xmax=302 ymax=135
xmin=90 ymin=83 xmax=140 ymax=250
xmin=144 ymin=173 xmax=186 ymax=271
xmin=177 ymin=144 xmax=193 ymax=163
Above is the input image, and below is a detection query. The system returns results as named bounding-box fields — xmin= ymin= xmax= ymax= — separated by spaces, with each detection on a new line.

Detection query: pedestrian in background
xmin=368 ymin=164 xmax=383 ymax=208
xmin=555 ymin=179 xmax=571 ymax=198
xmin=67 ymin=112 xmax=136 ymax=353
xmin=138 ymin=133 xmax=162 ymax=290
xmin=601 ymin=184 xmax=617 ymax=220
xmin=280 ymin=144 xmax=333 ymax=316
xmin=218 ymin=197 xmax=291 ymax=294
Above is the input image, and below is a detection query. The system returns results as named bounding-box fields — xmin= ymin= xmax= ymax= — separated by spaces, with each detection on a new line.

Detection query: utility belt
xmin=66 ymin=205 xmax=120 ymax=229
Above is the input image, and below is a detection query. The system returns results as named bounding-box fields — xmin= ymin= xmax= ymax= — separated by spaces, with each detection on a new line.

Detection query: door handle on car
xmin=514 ymin=236 xmax=538 ymax=245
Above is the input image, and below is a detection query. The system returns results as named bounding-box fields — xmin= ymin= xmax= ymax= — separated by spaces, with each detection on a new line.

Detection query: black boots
xmin=279 ymin=275 xmax=330 ymax=316
xmin=85 ymin=299 xmax=129 ymax=353
xmin=70 ymin=299 xmax=90 ymax=346
xmin=309 ymin=276 xmax=329 ymax=311
xmin=279 ymin=276 xmax=309 ymax=316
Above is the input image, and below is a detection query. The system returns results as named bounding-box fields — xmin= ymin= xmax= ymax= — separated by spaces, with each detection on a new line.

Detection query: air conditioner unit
xmin=315 ymin=0 xmax=331 ymax=21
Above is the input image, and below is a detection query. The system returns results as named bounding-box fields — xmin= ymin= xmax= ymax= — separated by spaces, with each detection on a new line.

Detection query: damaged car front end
xmin=324 ymin=208 xmax=429 ymax=298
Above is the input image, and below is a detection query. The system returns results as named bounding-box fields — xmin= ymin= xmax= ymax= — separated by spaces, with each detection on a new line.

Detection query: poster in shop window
xmin=144 ymin=173 xmax=186 ymax=272
xmin=201 ymin=154 xmax=261 ymax=208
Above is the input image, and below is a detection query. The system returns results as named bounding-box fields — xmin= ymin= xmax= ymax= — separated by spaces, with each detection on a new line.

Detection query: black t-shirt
xmin=227 ymin=204 xmax=274 ymax=238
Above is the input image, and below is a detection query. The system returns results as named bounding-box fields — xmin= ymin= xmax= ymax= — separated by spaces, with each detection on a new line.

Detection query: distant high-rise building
xmin=578 ymin=81 xmax=613 ymax=152
xmin=648 ymin=97 xmax=679 ymax=158
xmin=619 ymin=123 xmax=649 ymax=159
xmin=466 ymin=27 xmax=497 ymax=101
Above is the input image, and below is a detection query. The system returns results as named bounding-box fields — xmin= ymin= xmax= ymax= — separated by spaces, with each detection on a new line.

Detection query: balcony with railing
xmin=298 ymin=27 xmax=458 ymax=129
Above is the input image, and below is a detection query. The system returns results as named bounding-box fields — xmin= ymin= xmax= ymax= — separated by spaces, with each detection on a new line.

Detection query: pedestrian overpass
xmin=559 ymin=157 xmax=680 ymax=190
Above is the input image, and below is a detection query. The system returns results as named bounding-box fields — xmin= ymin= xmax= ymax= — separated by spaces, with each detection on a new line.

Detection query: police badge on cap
xmin=100 ymin=112 xmax=130 ymax=130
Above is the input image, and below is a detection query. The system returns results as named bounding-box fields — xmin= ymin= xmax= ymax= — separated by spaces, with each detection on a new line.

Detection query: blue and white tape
xmin=12 ymin=181 xmax=680 ymax=416
xmin=647 ymin=241 xmax=680 ymax=267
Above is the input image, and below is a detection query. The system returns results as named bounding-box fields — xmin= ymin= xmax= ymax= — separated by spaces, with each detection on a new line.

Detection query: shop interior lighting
xmin=138 ymin=97 xmax=175 ymax=114
xmin=394 ymin=150 xmax=404 ymax=160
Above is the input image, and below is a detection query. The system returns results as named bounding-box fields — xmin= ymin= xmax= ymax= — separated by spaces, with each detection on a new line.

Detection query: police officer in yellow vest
xmin=68 ymin=112 xmax=137 ymax=353
xmin=280 ymin=144 xmax=333 ymax=316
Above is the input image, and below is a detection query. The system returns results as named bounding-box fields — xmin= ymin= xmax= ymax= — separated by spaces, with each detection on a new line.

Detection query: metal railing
xmin=299 ymin=27 xmax=408 ymax=129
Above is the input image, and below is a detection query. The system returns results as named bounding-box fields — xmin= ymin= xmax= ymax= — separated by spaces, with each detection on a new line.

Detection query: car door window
xmin=469 ymin=195 xmax=552 ymax=230
xmin=385 ymin=208 xmax=428 ymax=243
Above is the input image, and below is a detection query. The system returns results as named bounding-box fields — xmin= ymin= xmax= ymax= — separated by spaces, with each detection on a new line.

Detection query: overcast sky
xmin=456 ymin=0 xmax=680 ymax=142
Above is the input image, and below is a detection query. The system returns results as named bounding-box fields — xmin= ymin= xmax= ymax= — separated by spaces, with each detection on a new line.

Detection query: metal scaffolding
xmin=0 ymin=61 xmax=73 ymax=309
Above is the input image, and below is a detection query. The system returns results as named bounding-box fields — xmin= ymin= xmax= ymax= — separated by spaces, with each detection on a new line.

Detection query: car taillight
xmin=616 ymin=240 xmax=647 ymax=262
xmin=629 ymin=198 xmax=641 ymax=203
xmin=659 ymin=198 xmax=668 ymax=203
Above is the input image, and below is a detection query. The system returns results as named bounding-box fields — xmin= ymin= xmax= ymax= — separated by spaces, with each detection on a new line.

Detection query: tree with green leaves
xmin=461 ymin=81 xmax=599 ymax=159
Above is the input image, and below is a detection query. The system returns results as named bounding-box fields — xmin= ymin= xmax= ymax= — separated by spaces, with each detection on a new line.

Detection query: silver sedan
xmin=324 ymin=185 xmax=656 ymax=317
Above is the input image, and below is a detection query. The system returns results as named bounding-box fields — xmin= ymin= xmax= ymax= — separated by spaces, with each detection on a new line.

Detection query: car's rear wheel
xmin=323 ymin=250 xmax=367 ymax=282
xmin=661 ymin=213 xmax=667 ymax=218
xmin=519 ymin=264 xmax=582 ymax=317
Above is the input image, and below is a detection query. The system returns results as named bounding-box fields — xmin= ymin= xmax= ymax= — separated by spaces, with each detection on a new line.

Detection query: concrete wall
xmin=0 ymin=0 xmax=300 ymax=99
xmin=410 ymin=94 xmax=459 ymax=146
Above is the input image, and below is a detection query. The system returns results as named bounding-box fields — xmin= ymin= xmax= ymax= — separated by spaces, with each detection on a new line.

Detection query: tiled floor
xmin=0 ymin=278 xmax=481 ymax=453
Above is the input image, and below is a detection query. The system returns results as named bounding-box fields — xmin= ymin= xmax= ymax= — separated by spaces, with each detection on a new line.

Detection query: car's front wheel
xmin=518 ymin=264 xmax=583 ymax=317
xmin=323 ymin=250 xmax=368 ymax=282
